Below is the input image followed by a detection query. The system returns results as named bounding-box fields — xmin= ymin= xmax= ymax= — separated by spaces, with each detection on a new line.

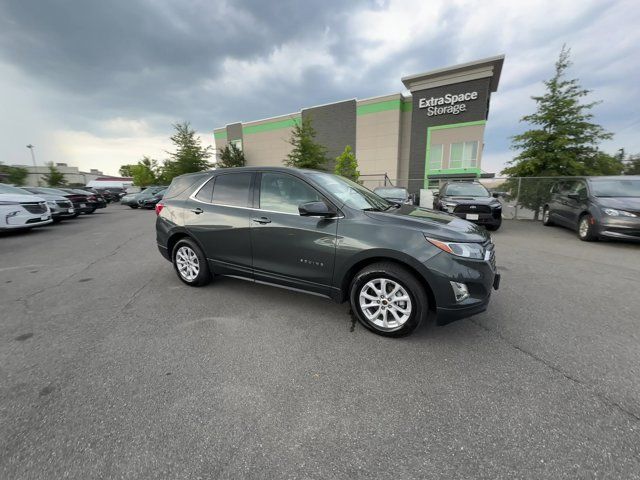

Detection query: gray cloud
xmin=0 ymin=0 xmax=638 ymax=175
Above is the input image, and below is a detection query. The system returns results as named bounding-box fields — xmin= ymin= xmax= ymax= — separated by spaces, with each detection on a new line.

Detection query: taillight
xmin=88 ymin=195 xmax=97 ymax=201
xmin=155 ymin=202 xmax=164 ymax=215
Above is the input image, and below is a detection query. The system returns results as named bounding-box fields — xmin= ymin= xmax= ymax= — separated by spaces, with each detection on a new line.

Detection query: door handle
xmin=252 ymin=217 xmax=272 ymax=224
xmin=191 ymin=207 xmax=203 ymax=214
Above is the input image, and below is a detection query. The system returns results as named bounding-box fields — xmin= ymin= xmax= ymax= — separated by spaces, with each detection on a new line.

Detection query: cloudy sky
xmin=1 ymin=0 xmax=638 ymax=177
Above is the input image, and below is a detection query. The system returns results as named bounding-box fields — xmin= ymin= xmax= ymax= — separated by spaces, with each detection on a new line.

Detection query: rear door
xmin=184 ymin=172 xmax=254 ymax=277
xmin=565 ymin=180 xmax=589 ymax=227
xmin=250 ymin=172 xmax=338 ymax=295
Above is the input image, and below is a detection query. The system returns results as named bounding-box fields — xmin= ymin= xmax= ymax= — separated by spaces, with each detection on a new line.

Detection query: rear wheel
xmin=578 ymin=214 xmax=598 ymax=242
xmin=542 ymin=206 xmax=554 ymax=226
xmin=349 ymin=262 xmax=427 ymax=337
xmin=172 ymin=238 xmax=211 ymax=287
xmin=129 ymin=205 xmax=138 ymax=209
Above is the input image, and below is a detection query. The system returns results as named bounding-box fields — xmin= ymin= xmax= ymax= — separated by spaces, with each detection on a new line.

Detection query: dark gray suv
xmin=156 ymin=167 xmax=500 ymax=337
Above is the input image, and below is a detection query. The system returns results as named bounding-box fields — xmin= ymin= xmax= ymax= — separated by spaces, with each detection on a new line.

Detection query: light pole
xmin=26 ymin=144 xmax=40 ymax=186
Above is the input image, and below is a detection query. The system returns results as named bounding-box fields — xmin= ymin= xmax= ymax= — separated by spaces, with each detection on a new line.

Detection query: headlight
xmin=602 ymin=208 xmax=636 ymax=217
xmin=443 ymin=202 xmax=457 ymax=212
xmin=47 ymin=201 xmax=58 ymax=208
xmin=425 ymin=236 xmax=485 ymax=259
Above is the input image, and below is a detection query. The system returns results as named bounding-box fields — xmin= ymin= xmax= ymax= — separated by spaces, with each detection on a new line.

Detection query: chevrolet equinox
xmin=155 ymin=167 xmax=500 ymax=337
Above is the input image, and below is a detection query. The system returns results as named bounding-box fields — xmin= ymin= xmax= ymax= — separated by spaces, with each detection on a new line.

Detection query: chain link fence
xmin=359 ymin=175 xmax=582 ymax=221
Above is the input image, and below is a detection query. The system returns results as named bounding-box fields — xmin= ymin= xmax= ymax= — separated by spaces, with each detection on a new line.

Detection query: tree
xmin=284 ymin=117 xmax=328 ymax=170
xmin=161 ymin=122 xmax=212 ymax=181
xmin=43 ymin=163 xmax=67 ymax=187
xmin=623 ymin=153 xmax=640 ymax=175
xmin=503 ymin=46 xmax=620 ymax=218
xmin=0 ymin=163 xmax=28 ymax=185
xmin=334 ymin=145 xmax=360 ymax=182
xmin=218 ymin=142 xmax=246 ymax=168
xmin=130 ymin=157 xmax=160 ymax=187
xmin=119 ymin=165 xmax=135 ymax=177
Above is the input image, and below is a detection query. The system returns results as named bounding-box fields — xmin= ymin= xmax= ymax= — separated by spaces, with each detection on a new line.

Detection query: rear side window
xmin=195 ymin=179 xmax=214 ymax=202
xmin=212 ymin=173 xmax=252 ymax=207
xmin=164 ymin=174 xmax=209 ymax=199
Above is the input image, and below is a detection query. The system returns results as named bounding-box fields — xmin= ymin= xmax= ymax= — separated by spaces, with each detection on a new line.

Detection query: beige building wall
xmin=429 ymin=124 xmax=485 ymax=169
xmin=242 ymin=115 xmax=298 ymax=167
xmin=397 ymin=104 xmax=413 ymax=186
xmin=355 ymin=94 xmax=402 ymax=178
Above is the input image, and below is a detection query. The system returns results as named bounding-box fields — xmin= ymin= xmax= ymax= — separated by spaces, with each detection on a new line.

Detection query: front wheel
xmin=349 ymin=262 xmax=427 ymax=337
xmin=172 ymin=238 xmax=211 ymax=286
xmin=486 ymin=220 xmax=501 ymax=231
xmin=578 ymin=214 xmax=598 ymax=242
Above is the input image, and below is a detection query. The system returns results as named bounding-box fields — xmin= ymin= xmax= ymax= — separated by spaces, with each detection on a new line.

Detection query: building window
xmin=450 ymin=141 xmax=478 ymax=169
xmin=429 ymin=144 xmax=443 ymax=170
xmin=229 ymin=139 xmax=243 ymax=151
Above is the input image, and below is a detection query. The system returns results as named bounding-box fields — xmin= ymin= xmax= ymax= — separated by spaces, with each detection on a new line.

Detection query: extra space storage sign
xmin=418 ymin=91 xmax=479 ymax=117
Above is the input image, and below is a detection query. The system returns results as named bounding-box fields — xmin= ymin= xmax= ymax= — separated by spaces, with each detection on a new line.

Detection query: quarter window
xmin=195 ymin=178 xmax=214 ymax=202
xmin=211 ymin=173 xmax=252 ymax=207
xmin=259 ymin=173 xmax=321 ymax=214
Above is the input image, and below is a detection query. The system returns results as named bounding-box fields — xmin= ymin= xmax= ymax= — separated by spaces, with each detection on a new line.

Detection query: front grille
xmin=21 ymin=202 xmax=47 ymax=214
xmin=454 ymin=204 xmax=492 ymax=214
xmin=56 ymin=200 xmax=73 ymax=208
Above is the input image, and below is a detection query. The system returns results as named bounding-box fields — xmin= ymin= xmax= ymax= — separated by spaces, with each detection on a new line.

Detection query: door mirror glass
xmin=299 ymin=201 xmax=333 ymax=217
xmin=433 ymin=192 xmax=440 ymax=197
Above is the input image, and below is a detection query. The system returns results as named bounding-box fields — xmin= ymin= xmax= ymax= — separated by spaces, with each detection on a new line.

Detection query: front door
xmin=250 ymin=172 xmax=338 ymax=295
xmin=184 ymin=172 xmax=254 ymax=277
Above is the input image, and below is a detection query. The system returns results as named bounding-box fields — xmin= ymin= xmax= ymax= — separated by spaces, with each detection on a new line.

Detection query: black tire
xmin=52 ymin=218 xmax=62 ymax=224
xmin=578 ymin=213 xmax=598 ymax=242
xmin=349 ymin=262 xmax=428 ymax=337
xmin=542 ymin=206 xmax=554 ymax=226
xmin=172 ymin=238 xmax=211 ymax=287
xmin=88 ymin=208 xmax=96 ymax=214
xmin=129 ymin=205 xmax=138 ymax=209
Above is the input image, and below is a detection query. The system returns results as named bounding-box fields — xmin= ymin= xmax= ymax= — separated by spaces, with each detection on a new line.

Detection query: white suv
xmin=0 ymin=185 xmax=52 ymax=231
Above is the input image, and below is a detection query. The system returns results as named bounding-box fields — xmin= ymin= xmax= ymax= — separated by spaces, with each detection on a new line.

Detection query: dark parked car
xmin=121 ymin=186 xmax=167 ymax=208
xmin=61 ymin=189 xmax=107 ymax=210
xmin=140 ymin=188 xmax=167 ymax=209
xmin=433 ymin=181 xmax=502 ymax=231
xmin=155 ymin=167 xmax=500 ymax=337
xmin=543 ymin=176 xmax=640 ymax=241
xmin=24 ymin=187 xmax=94 ymax=215
xmin=373 ymin=186 xmax=413 ymax=205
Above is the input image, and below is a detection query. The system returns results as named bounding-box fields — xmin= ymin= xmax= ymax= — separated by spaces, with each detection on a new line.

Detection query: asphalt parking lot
xmin=1 ymin=207 xmax=640 ymax=479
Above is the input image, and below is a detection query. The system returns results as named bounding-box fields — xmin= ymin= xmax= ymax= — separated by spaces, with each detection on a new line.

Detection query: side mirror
xmin=433 ymin=192 xmax=440 ymax=198
xmin=299 ymin=201 xmax=334 ymax=217
xmin=492 ymin=192 xmax=500 ymax=198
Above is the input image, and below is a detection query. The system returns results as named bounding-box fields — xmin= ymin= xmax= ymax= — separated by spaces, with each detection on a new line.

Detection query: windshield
xmin=0 ymin=184 xmax=33 ymax=195
xmin=31 ymin=187 xmax=70 ymax=196
xmin=443 ymin=183 xmax=490 ymax=197
xmin=374 ymin=188 xmax=407 ymax=198
xmin=308 ymin=172 xmax=391 ymax=211
xmin=590 ymin=179 xmax=640 ymax=197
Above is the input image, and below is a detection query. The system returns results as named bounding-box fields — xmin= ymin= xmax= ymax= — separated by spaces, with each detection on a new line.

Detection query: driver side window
xmin=259 ymin=173 xmax=321 ymax=214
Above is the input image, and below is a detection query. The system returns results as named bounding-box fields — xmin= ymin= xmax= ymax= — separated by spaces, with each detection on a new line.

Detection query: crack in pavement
xmin=469 ymin=318 xmax=640 ymax=423
xmin=14 ymin=231 xmax=147 ymax=307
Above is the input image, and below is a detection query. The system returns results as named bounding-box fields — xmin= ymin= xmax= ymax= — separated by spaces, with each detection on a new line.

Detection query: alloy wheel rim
xmin=579 ymin=218 xmax=589 ymax=237
xmin=176 ymin=246 xmax=200 ymax=281
xmin=359 ymin=278 xmax=412 ymax=331
xmin=543 ymin=209 xmax=549 ymax=222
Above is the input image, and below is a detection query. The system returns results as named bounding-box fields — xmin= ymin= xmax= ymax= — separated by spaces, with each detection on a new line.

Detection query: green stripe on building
xmin=243 ymin=117 xmax=300 ymax=135
xmin=356 ymin=99 xmax=401 ymax=116
xmin=214 ymin=131 xmax=227 ymax=140
xmin=400 ymin=101 xmax=412 ymax=112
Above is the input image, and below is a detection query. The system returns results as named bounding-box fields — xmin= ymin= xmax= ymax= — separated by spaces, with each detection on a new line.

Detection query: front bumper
xmin=597 ymin=216 xmax=640 ymax=241
xmin=451 ymin=211 xmax=501 ymax=226
xmin=422 ymin=250 xmax=500 ymax=326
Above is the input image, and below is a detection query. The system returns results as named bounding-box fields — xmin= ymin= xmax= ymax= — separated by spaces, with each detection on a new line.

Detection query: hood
xmin=28 ymin=193 xmax=69 ymax=201
xmin=593 ymin=196 xmax=640 ymax=212
xmin=363 ymin=204 xmax=489 ymax=243
xmin=0 ymin=193 xmax=46 ymax=203
xmin=441 ymin=195 xmax=499 ymax=206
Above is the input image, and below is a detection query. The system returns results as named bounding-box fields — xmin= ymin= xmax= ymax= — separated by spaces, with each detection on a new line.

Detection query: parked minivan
xmin=155 ymin=167 xmax=500 ymax=337
xmin=543 ymin=176 xmax=640 ymax=241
